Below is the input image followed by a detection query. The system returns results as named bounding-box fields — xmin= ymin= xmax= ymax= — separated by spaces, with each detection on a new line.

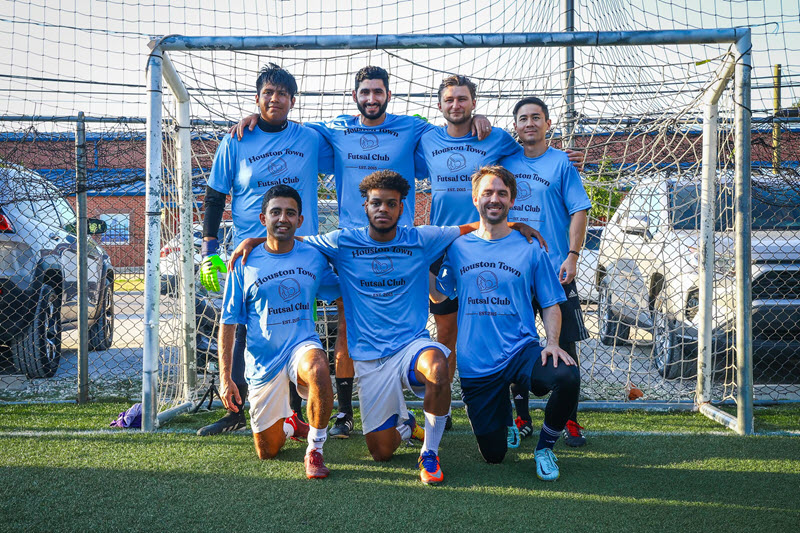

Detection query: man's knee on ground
xmin=476 ymin=427 xmax=508 ymax=464
xmin=254 ymin=436 xmax=283 ymax=460
xmin=367 ymin=440 xmax=396 ymax=462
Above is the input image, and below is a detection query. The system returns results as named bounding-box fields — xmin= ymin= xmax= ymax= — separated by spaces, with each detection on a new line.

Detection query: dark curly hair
xmin=358 ymin=170 xmax=410 ymax=200
xmin=261 ymin=184 xmax=302 ymax=215
xmin=256 ymin=63 xmax=298 ymax=98
xmin=354 ymin=66 xmax=390 ymax=92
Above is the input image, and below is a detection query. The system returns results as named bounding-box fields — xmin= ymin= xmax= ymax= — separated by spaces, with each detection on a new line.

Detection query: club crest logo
xmin=268 ymin=156 xmax=288 ymax=176
xmin=517 ymin=181 xmax=532 ymax=201
xmin=278 ymin=278 xmax=301 ymax=301
xmin=360 ymin=133 xmax=379 ymax=151
xmin=446 ymin=153 xmax=467 ymax=172
xmin=371 ymin=255 xmax=393 ymax=275
xmin=476 ymin=271 xmax=498 ymax=293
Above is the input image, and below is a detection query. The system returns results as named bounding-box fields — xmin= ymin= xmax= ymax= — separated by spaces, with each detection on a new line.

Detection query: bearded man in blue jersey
xmin=431 ymin=165 xmax=580 ymax=481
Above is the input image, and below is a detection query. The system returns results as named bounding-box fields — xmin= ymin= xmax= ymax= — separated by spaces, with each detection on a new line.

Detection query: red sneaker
xmin=562 ymin=420 xmax=586 ymax=447
xmin=286 ymin=411 xmax=309 ymax=441
xmin=304 ymin=449 xmax=330 ymax=479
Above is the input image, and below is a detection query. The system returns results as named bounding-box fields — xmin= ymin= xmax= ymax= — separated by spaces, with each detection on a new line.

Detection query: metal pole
xmin=734 ymin=31 xmax=753 ymax=435
xmin=773 ymin=64 xmax=781 ymax=173
xmin=562 ymin=0 xmax=576 ymax=148
xmin=143 ymin=50 xmax=163 ymax=432
xmin=76 ymin=112 xmax=89 ymax=404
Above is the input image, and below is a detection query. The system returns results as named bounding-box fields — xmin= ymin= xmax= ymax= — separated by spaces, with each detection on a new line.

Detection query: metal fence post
xmin=76 ymin=112 xmax=89 ymax=404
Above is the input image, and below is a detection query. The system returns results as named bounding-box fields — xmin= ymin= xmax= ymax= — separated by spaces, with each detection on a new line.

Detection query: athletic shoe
xmin=285 ymin=411 xmax=309 ymax=441
xmin=444 ymin=414 xmax=453 ymax=431
xmin=507 ymin=424 xmax=521 ymax=448
xmin=534 ymin=448 xmax=560 ymax=481
xmin=563 ymin=420 xmax=587 ymax=447
xmin=404 ymin=411 xmax=425 ymax=442
xmin=196 ymin=410 xmax=246 ymax=436
xmin=418 ymin=450 xmax=444 ymax=485
xmin=515 ymin=416 xmax=534 ymax=439
xmin=304 ymin=449 xmax=330 ymax=479
xmin=329 ymin=412 xmax=353 ymax=439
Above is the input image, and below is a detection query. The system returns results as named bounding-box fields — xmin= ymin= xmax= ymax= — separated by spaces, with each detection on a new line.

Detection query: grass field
xmin=1 ymin=403 xmax=799 ymax=533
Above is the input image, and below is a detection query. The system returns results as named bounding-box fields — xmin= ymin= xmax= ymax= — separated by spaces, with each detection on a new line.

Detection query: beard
xmin=444 ymin=110 xmax=472 ymax=126
xmin=480 ymin=203 xmax=508 ymax=225
xmin=368 ymin=218 xmax=398 ymax=235
xmin=357 ymin=99 xmax=390 ymax=120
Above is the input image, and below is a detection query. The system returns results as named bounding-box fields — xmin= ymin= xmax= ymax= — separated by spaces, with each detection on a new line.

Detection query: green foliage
xmin=585 ymin=157 xmax=625 ymax=223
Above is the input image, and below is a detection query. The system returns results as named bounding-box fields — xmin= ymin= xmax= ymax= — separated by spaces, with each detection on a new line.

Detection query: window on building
xmin=99 ymin=213 xmax=130 ymax=245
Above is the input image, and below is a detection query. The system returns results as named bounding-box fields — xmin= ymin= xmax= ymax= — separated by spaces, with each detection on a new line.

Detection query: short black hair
xmin=513 ymin=96 xmax=549 ymax=121
xmin=438 ymin=74 xmax=477 ymax=100
xmin=355 ymin=66 xmax=390 ymax=92
xmin=359 ymin=170 xmax=410 ymax=200
xmin=261 ymin=184 xmax=302 ymax=215
xmin=256 ymin=63 xmax=298 ymax=98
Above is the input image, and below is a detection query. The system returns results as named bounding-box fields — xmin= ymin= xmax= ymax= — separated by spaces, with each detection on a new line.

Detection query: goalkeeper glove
xmin=200 ymin=239 xmax=227 ymax=292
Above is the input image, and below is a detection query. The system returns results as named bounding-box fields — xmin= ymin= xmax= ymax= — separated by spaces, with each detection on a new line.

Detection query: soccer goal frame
xmin=143 ymin=29 xmax=753 ymax=433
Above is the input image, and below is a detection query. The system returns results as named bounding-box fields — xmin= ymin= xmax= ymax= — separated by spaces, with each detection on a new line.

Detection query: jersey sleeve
xmin=316 ymin=131 xmax=335 ymax=175
xmin=206 ymin=134 xmax=237 ymax=194
xmin=220 ymin=258 xmax=247 ymax=325
xmin=304 ymin=230 xmax=341 ymax=264
xmin=414 ymin=136 xmax=430 ymax=179
xmin=413 ymin=115 xmax=437 ymax=141
xmin=497 ymin=129 xmax=522 ymax=159
xmin=530 ymin=248 xmax=567 ymax=309
xmin=435 ymin=251 xmax=457 ymax=299
xmin=417 ymin=225 xmax=461 ymax=263
xmin=561 ymin=157 xmax=592 ymax=215
xmin=315 ymin=258 xmax=341 ymax=302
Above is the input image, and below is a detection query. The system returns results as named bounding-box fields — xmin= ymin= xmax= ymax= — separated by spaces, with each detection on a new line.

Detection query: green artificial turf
xmin=1 ymin=403 xmax=799 ymax=533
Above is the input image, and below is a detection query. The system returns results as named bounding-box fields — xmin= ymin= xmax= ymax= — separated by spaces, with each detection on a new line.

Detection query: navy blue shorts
xmin=533 ymin=279 xmax=588 ymax=343
xmin=429 ymin=255 xmax=458 ymax=315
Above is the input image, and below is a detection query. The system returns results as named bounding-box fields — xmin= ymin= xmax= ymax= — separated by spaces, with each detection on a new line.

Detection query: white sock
xmin=396 ymin=423 xmax=412 ymax=442
xmin=306 ymin=425 xmax=327 ymax=455
xmin=421 ymin=411 xmax=447 ymax=455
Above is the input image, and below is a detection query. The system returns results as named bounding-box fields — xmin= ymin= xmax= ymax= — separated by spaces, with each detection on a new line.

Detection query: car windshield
xmin=670 ymin=182 xmax=800 ymax=231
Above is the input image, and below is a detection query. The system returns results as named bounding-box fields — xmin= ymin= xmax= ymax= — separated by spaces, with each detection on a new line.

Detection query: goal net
xmin=148 ymin=30 xmax=754 ymax=431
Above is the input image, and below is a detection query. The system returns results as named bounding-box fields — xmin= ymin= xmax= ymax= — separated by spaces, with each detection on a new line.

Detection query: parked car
xmin=576 ymin=226 xmax=603 ymax=302
xmin=595 ymin=172 xmax=800 ymax=380
xmin=160 ymin=221 xmax=234 ymax=297
xmin=0 ymin=163 xmax=115 ymax=378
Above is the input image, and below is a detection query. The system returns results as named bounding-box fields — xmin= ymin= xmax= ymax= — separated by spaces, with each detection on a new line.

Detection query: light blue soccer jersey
xmin=207 ymin=122 xmax=334 ymax=245
xmin=307 ymin=114 xmax=435 ymax=229
xmin=416 ymin=127 xmax=521 ymax=226
xmin=220 ymin=242 xmax=340 ymax=387
xmin=436 ymin=231 xmax=566 ymax=378
xmin=500 ymin=147 xmax=592 ymax=273
xmin=305 ymin=225 xmax=461 ymax=361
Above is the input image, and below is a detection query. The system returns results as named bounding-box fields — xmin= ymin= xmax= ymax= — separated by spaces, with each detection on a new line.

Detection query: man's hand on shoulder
xmin=508 ymin=222 xmax=548 ymax=249
xmin=565 ymin=148 xmax=585 ymax=171
xmin=472 ymin=115 xmax=492 ymax=141
xmin=228 ymin=237 xmax=268 ymax=270
xmin=228 ymin=113 xmax=260 ymax=141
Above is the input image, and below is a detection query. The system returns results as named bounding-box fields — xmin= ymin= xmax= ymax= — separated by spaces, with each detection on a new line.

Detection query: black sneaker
xmin=329 ymin=412 xmax=354 ymax=439
xmin=514 ymin=416 xmax=534 ymax=439
xmin=444 ymin=414 xmax=453 ymax=431
xmin=563 ymin=420 xmax=587 ymax=447
xmin=197 ymin=410 xmax=246 ymax=436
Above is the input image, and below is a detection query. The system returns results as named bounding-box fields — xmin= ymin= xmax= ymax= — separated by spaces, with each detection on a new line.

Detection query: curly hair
xmin=355 ymin=66 xmax=390 ymax=92
xmin=358 ymin=170 xmax=410 ymax=200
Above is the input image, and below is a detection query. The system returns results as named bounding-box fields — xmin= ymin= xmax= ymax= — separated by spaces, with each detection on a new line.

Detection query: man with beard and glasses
xmin=500 ymin=97 xmax=592 ymax=447
xmin=230 ymin=169 xmax=540 ymax=485
xmin=430 ymin=165 xmax=580 ymax=481
xmin=198 ymin=63 xmax=334 ymax=437
xmin=219 ymin=185 xmax=340 ymax=479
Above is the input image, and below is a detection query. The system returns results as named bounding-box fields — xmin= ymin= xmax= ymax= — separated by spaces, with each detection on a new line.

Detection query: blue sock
xmin=535 ymin=423 xmax=561 ymax=451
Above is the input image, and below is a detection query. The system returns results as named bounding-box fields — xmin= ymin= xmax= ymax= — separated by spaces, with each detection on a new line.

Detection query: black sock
xmin=289 ymin=382 xmax=304 ymax=421
xmin=510 ymin=382 xmax=531 ymax=421
xmin=335 ymin=378 xmax=353 ymax=415
xmin=536 ymin=423 xmax=560 ymax=451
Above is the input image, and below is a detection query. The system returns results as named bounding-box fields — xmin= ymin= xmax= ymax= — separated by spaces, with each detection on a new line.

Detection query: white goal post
xmin=143 ymin=29 xmax=752 ymax=433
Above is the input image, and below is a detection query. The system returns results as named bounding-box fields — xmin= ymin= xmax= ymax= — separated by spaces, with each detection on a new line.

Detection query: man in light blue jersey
xmin=220 ymin=185 xmax=339 ymax=479
xmin=500 ymin=97 xmax=592 ymax=446
xmin=232 ymin=66 xmax=495 ymax=439
xmin=431 ymin=165 xmax=580 ymax=481
xmin=198 ymin=63 xmax=334 ymax=436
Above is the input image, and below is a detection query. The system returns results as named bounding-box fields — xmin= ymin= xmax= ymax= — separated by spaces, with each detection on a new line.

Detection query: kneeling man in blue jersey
xmin=431 ymin=165 xmax=580 ymax=481
xmin=219 ymin=185 xmax=339 ymax=479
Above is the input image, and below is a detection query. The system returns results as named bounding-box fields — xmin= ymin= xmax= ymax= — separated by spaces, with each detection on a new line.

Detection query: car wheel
xmin=598 ymin=280 xmax=630 ymax=346
xmin=651 ymin=292 xmax=686 ymax=380
xmin=11 ymin=283 xmax=62 ymax=378
xmin=89 ymin=281 xmax=115 ymax=351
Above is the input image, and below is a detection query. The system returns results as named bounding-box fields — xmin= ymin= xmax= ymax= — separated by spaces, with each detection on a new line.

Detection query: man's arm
xmin=429 ymin=271 xmax=447 ymax=304
xmin=200 ymin=188 xmax=229 ymax=292
xmin=217 ymin=322 xmax=242 ymax=411
xmin=456 ymin=221 xmax=547 ymax=249
xmin=539 ymin=304 xmax=575 ymax=367
xmin=471 ymin=115 xmax=492 ymax=141
xmin=558 ymin=209 xmax=588 ymax=285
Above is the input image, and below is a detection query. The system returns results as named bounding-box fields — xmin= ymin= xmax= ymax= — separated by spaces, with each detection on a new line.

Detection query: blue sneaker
xmin=418 ymin=450 xmax=444 ymax=485
xmin=507 ymin=424 xmax=521 ymax=448
xmin=534 ymin=448 xmax=560 ymax=481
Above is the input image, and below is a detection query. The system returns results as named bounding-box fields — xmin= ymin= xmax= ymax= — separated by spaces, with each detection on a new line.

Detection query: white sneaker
xmin=534 ymin=448 xmax=560 ymax=481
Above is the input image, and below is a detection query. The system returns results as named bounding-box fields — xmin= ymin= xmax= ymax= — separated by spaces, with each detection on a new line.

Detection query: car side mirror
xmin=64 ymin=218 xmax=107 ymax=235
xmin=620 ymin=216 xmax=649 ymax=238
